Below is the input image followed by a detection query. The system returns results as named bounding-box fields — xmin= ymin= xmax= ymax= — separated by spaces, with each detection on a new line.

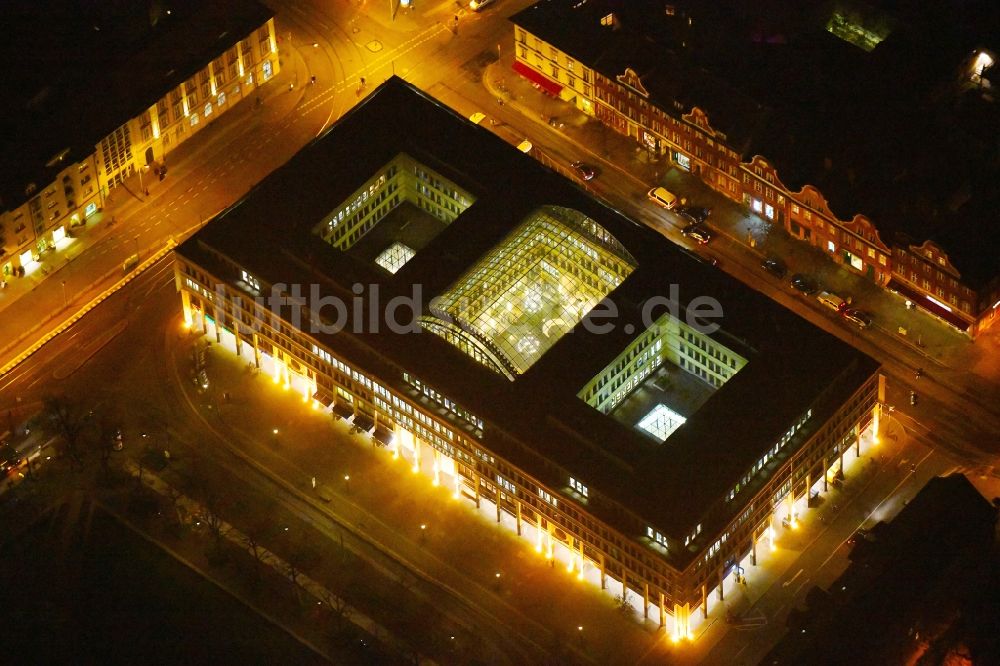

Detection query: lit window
xmin=190 ymin=113 xmax=199 ymax=127
xmin=569 ymin=477 xmax=588 ymax=497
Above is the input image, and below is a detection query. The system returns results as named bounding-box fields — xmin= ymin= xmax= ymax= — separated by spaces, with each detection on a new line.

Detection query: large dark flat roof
xmin=178 ymin=78 xmax=879 ymax=563
xmin=0 ymin=0 xmax=273 ymax=212
xmin=511 ymin=0 xmax=1000 ymax=287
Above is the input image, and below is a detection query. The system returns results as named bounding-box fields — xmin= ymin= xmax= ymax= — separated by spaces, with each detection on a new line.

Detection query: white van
xmin=816 ymin=291 xmax=846 ymax=312
xmin=517 ymin=139 xmax=533 ymax=153
xmin=647 ymin=186 xmax=678 ymax=210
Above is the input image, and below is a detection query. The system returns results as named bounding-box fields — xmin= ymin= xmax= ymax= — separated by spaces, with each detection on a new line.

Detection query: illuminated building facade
xmin=174 ymin=78 xmax=882 ymax=638
xmin=511 ymin=0 xmax=1000 ymax=336
xmin=0 ymin=0 xmax=277 ymax=280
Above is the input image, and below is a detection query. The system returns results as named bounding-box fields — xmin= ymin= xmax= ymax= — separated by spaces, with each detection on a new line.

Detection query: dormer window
xmin=240 ymin=269 xmax=260 ymax=291
xmin=600 ymin=13 xmax=615 ymax=27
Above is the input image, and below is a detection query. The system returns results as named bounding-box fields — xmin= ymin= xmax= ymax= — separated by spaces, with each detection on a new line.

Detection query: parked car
xmin=469 ymin=0 xmax=496 ymax=10
xmin=678 ymin=205 xmax=712 ymax=223
xmin=816 ymin=290 xmax=847 ymax=312
xmin=842 ymin=307 xmax=872 ymax=329
xmin=761 ymin=257 xmax=787 ymax=278
xmin=647 ymin=186 xmax=678 ymax=209
xmin=570 ymin=161 xmax=597 ymax=181
xmin=682 ymin=223 xmax=712 ymax=244
xmin=790 ymin=274 xmax=818 ymax=295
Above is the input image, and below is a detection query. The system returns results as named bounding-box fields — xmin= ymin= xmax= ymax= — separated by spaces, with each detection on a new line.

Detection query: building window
xmin=497 ymin=475 xmax=516 ymax=494
xmin=646 ymin=527 xmax=667 ymax=547
xmin=537 ymin=488 xmax=558 ymax=507
xmin=190 ymin=113 xmax=200 ymax=127
xmin=569 ymin=477 xmax=588 ymax=497
xmin=827 ymin=241 xmax=836 ymax=253
xmin=204 ymin=102 xmax=213 ymax=117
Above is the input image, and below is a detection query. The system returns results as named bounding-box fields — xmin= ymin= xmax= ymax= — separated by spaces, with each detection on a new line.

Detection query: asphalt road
xmin=1 ymin=0 xmax=998 ymax=662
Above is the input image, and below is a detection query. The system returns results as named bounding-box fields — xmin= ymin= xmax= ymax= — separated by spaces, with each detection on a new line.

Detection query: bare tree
xmin=242 ymin=515 xmax=273 ymax=576
xmin=616 ymin=591 xmax=634 ymax=617
xmin=90 ymin=415 xmax=119 ymax=483
xmin=324 ymin=591 xmax=353 ymax=631
xmin=41 ymin=394 xmax=90 ymax=469
xmin=201 ymin=489 xmax=228 ymax=544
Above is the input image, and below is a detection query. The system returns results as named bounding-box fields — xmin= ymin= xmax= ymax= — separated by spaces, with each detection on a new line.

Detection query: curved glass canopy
xmin=421 ymin=206 xmax=637 ymax=380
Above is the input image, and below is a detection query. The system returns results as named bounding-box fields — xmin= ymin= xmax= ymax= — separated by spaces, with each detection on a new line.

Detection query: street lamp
xmin=344 ymin=474 xmax=351 ymax=493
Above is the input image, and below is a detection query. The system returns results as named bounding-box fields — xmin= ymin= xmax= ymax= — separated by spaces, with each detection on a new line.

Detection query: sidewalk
xmin=175 ymin=330 xmax=663 ymax=664
xmin=481 ymin=57 xmax=1000 ymax=393
xmin=124 ymin=459 xmax=419 ymax=662
xmin=0 ymin=38 xmax=313 ymax=369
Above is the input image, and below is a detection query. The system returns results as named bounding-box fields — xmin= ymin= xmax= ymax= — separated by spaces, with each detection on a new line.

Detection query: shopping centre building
xmin=174 ymin=78 xmax=883 ymax=638
xmin=0 ymin=0 xmax=277 ymax=280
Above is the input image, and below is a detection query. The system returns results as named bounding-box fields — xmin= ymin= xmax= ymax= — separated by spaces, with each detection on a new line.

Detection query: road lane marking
xmin=782 ymin=568 xmax=804 ymax=587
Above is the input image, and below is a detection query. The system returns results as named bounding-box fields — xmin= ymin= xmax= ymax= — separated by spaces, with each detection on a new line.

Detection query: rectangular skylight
xmin=638 ymin=403 xmax=687 ymax=441
xmin=375 ymin=242 xmax=416 ymax=274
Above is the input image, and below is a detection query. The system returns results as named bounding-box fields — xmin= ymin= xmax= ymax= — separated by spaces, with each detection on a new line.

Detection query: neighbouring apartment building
xmin=511 ymin=0 xmax=1000 ymax=336
xmin=174 ymin=78 xmax=883 ymax=639
xmin=0 ymin=0 xmax=278 ymax=280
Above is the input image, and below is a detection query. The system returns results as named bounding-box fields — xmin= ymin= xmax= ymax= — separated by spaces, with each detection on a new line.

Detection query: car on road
xmin=761 ymin=257 xmax=787 ymax=278
xmin=842 ymin=307 xmax=872 ymax=329
xmin=682 ymin=223 xmax=712 ymax=244
xmin=570 ymin=161 xmax=597 ymax=181
xmin=677 ymin=205 xmax=712 ymax=223
xmin=469 ymin=0 xmax=496 ymax=10
xmin=647 ymin=186 xmax=678 ymax=209
xmin=847 ymin=528 xmax=870 ymax=546
xmin=790 ymin=274 xmax=818 ymax=295
xmin=517 ymin=139 xmax=533 ymax=154
xmin=816 ymin=290 xmax=848 ymax=312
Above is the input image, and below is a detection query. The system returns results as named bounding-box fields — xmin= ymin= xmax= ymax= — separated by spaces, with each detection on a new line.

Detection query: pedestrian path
xmin=121 ymin=458 xmax=429 ymax=663
xmin=481 ymin=57 xmax=1000 ymax=390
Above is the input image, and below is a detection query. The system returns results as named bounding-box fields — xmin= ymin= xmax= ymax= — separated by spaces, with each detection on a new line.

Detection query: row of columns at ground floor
xmin=182 ymin=298 xmax=880 ymax=641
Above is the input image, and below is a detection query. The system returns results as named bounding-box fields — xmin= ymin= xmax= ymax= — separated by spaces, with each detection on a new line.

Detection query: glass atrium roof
xmin=421 ymin=206 xmax=638 ymax=380
xmin=638 ymin=404 xmax=687 ymax=441
xmin=375 ymin=241 xmax=416 ymax=274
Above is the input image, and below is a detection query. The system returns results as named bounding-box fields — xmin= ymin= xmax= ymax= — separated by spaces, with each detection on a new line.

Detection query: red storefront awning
xmin=886 ymin=279 xmax=971 ymax=332
xmin=512 ymin=60 xmax=563 ymax=96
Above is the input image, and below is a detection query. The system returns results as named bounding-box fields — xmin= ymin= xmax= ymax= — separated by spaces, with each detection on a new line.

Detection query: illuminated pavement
xmin=171 ymin=321 xmax=663 ymax=664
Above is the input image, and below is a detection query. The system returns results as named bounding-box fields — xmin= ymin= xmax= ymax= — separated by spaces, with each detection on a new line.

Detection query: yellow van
xmin=647 ymin=186 xmax=678 ymax=209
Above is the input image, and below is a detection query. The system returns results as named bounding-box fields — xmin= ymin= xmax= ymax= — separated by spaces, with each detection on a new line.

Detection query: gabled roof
xmin=511 ymin=0 xmax=1000 ymax=287
xmin=0 ymin=0 xmax=273 ymax=212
